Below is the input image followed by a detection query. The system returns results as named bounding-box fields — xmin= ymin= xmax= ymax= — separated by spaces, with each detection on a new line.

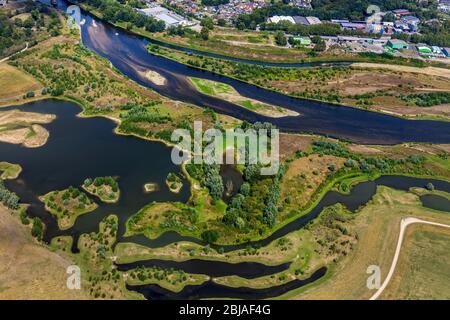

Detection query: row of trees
xmin=0 ymin=175 xmax=43 ymax=240
xmin=84 ymin=176 xmax=119 ymax=193
xmin=82 ymin=0 xmax=165 ymax=32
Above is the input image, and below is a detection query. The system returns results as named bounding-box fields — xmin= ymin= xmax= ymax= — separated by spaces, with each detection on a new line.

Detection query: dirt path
xmin=0 ymin=43 xmax=28 ymax=63
xmin=369 ymin=217 xmax=450 ymax=300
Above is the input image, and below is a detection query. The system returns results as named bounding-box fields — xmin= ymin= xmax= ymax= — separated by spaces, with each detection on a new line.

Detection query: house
xmin=417 ymin=45 xmax=432 ymax=54
xmin=291 ymin=36 xmax=311 ymax=46
xmin=442 ymin=47 xmax=450 ymax=57
xmin=0 ymin=0 xmax=6 ymax=6
xmin=366 ymin=23 xmax=384 ymax=33
xmin=138 ymin=6 xmax=191 ymax=28
xmin=432 ymin=46 xmax=442 ymax=54
xmin=386 ymin=39 xmax=408 ymax=50
xmin=331 ymin=19 xmax=349 ymax=24
xmin=392 ymin=9 xmax=412 ymax=17
xmin=341 ymin=22 xmax=366 ymax=31
xmin=292 ymin=16 xmax=309 ymax=25
xmin=401 ymin=15 xmax=420 ymax=32
xmin=306 ymin=16 xmax=321 ymax=25
xmin=268 ymin=16 xmax=295 ymax=24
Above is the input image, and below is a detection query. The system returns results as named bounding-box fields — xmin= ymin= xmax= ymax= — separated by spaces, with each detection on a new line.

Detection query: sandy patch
xmin=348 ymin=145 xmax=383 ymax=155
xmin=0 ymin=124 xmax=50 ymax=148
xmin=0 ymin=110 xmax=55 ymax=126
xmin=142 ymin=70 xmax=166 ymax=86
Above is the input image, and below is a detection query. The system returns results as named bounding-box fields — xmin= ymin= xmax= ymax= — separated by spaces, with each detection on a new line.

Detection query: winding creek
xmin=1 ymin=0 xmax=450 ymax=299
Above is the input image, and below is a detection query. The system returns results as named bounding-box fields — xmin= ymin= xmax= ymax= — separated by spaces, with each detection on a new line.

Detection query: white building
xmin=138 ymin=5 xmax=191 ymax=28
xmin=268 ymin=16 xmax=295 ymax=24
xmin=0 ymin=0 xmax=6 ymax=6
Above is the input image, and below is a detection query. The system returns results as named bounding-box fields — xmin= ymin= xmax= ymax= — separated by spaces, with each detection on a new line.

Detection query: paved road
xmin=370 ymin=217 xmax=450 ymax=300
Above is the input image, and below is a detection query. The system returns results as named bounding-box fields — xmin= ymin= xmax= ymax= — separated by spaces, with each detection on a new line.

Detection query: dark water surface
xmin=420 ymin=194 xmax=450 ymax=212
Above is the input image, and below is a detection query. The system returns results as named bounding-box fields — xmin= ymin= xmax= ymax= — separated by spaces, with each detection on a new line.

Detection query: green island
xmin=189 ymin=77 xmax=298 ymax=118
xmin=40 ymin=187 xmax=98 ymax=230
xmin=126 ymin=266 xmax=210 ymax=293
xmin=82 ymin=176 xmax=120 ymax=203
xmin=166 ymin=172 xmax=183 ymax=193
xmin=0 ymin=162 xmax=22 ymax=180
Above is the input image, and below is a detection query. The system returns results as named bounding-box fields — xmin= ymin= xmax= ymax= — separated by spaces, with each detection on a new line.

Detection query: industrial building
xmin=138 ymin=5 xmax=191 ymax=28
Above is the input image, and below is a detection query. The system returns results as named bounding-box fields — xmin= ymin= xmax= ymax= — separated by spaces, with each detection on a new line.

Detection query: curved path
xmin=369 ymin=217 xmax=450 ymax=300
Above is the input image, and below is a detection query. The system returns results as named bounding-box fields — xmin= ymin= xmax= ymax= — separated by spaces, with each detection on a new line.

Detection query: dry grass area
xmin=266 ymin=66 xmax=450 ymax=119
xmin=352 ymin=63 xmax=450 ymax=79
xmin=291 ymin=187 xmax=450 ymax=300
xmin=279 ymin=154 xmax=346 ymax=220
xmin=0 ymin=204 xmax=89 ymax=299
xmin=0 ymin=64 xmax=41 ymax=106
xmin=347 ymin=142 xmax=450 ymax=161
xmin=0 ymin=110 xmax=55 ymax=148
xmin=380 ymin=224 xmax=450 ymax=300
xmin=279 ymin=134 xmax=315 ymax=160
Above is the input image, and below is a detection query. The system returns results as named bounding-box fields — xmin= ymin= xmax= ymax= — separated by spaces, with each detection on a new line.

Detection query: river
xmin=49 ymin=0 xmax=450 ymax=145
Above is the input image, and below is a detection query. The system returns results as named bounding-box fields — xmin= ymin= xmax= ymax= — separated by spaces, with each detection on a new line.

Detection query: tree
xmin=217 ymin=18 xmax=226 ymax=27
xmin=31 ymin=217 xmax=44 ymax=240
xmin=274 ymin=31 xmax=287 ymax=46
xmin=200 ymin=27 xmax=209 ymax=41
xmin=201 ymin=230 xmax=219 ymax=244
xmin=313 ymin=37 xmax=326 ymax=52
xmin=200 ymin=17 xmax=214 ymax=30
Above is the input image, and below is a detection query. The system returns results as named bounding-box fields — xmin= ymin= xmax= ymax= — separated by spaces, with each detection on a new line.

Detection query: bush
xmin=201 ymin=230 xmax=219 ymax=244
